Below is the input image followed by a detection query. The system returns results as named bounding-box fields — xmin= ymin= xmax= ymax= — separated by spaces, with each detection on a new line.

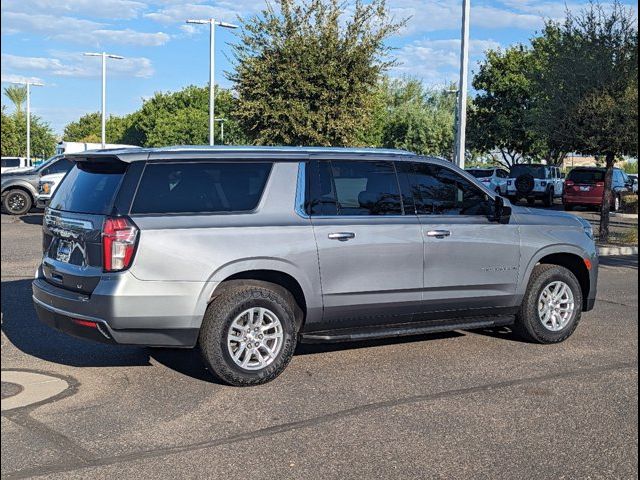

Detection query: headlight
xmin=39 ymin=181 xmax=53 ymax=194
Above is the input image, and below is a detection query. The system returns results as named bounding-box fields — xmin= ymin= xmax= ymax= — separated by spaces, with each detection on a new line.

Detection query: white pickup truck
xmin=1 ymin=157 xmax=32 ymax=174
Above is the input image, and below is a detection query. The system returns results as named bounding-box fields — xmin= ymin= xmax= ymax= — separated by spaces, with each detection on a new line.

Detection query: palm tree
xmin=4 ymin=85 xmax=27 ymax=113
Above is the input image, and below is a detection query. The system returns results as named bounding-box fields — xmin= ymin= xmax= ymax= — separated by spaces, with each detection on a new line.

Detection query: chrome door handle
xmin=328 ymin=232 xmax=355 ymax=241
xmin=426 ymin=230 xmax=451 ymax=239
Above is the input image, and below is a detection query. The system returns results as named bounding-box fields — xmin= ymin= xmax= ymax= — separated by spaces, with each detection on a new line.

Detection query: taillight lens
xmin=565 ymin=180 xmax=574 ymax=186
xmin=596 ymin=182 xmax=605 ymax=187
xmin=103 ymin=217 xmax=138 ymax=272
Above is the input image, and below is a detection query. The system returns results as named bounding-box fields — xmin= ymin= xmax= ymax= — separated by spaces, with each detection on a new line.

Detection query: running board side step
xmin=299 ymin=315 xmax=515 ymax=343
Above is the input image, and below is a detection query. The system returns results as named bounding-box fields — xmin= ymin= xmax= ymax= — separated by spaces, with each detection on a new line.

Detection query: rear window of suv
xmin=567 ymin=169 xmax=605 ymax=184
xmin=131 ymin=162 xmax=273 ymax=215
xmin=49 ymin=161 xmax=126 ymax=214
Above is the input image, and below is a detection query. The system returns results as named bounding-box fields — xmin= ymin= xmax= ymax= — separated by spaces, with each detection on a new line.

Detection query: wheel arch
xmin=520 ymin=247 xmax=592 ymax=310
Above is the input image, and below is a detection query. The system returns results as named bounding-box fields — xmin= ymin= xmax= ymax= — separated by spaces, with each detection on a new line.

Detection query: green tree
xmin=11 ymin=112 xmax=57 ymax=158
xmin=3 ymin=85 xmax=27 ymax=113
xmin=530 ymin=2 xmax=638 ymax=240
xmin=1 ymin=106 xmax=20 ymax=156
xmin=229 ymin=0 xmax=406 ymax=146
xmin=380 ymin=78 xmax=457 ymax=159
xmin=468 ymin=45 xmax=567 ymax=167
xmin=124 ymin=85 xmax=243 ymax=147
xmin=63 ymin=112 xmax=132 ymax=144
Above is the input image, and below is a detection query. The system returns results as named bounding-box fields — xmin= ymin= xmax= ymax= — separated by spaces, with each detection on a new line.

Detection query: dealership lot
xmin=1 ymin=212 xmax=638 ymax=479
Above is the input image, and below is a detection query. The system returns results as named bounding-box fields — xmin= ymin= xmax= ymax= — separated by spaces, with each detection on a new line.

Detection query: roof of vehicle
xmin=510 ymin=163 xmax=556 ymax=168
xmin=66 ymin=145 xmax=424 ymax=163
xmin=568 ymin=166 xmax=623 ymax=171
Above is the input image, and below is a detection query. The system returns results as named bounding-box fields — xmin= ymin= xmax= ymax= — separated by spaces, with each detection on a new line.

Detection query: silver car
xmin=33 ymin=147 xmax=598 ymax=386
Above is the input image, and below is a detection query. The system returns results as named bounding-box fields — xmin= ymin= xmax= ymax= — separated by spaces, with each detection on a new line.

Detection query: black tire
xmin=513 ymin=264 xmax=583 ymax=344
xmin=527 ymin=197 xmax=536 ymax=206
xmin=563 ymin=203 xmax=574 ymax=211
xmin=198 ymin=281 xmax=298 ymax=386
xmin=2 ymin=189 xmax=32 ymax=215
xmin=543 ymin=189 xmax=554 ymax=208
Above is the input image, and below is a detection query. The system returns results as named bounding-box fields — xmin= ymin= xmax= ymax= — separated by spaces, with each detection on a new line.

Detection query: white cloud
xmin=1 ymin=0 xmax=147 ymax=20
xmin=392 ymin=38 xmax=501 ymax=83
xmin=2 ymin=53 xmax=155 ymax=78
xmin=0 ymin=73 xmax=45 ymax=84
xmin=1 ymin=12 xmax=169 ymax=47
xmin=144 ymin=1 xmax=261 ymax=24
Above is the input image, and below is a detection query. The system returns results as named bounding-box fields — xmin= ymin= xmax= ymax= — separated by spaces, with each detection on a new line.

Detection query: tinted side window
xmin=404 ymin=163 xmax=491 ymax=216
xmin=331 ymin=161 xmax=402 ymax=215
xmin=309 ymin=160 xmax=403 ymax=216
xmin=131 ymin=162 xmax=272 ymax=215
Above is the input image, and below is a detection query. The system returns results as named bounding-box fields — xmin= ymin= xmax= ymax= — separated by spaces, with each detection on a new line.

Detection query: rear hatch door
xmin=42 ymin=158 xmax=129 ymax=295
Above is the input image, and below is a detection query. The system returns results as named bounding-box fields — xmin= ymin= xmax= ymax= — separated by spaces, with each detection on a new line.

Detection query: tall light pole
xmin=12 ymin=80 xmax=44 ymax=162
xmin=83 ymin=52 xmax=124 ymax=148
xmin=454 ymin=0 xmax=471 ymax=169
xmin=186 ymin=18 xmax=238 ymax=146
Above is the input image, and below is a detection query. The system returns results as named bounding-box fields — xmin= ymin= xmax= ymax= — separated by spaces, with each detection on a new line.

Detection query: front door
xmin=398 ymin=162 xmax=521 ymax=317
xmin=308 ymin=158 xmax=424 ymax=329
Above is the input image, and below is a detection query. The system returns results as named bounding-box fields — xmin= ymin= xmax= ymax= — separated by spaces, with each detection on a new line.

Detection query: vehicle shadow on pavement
xmin=1 ymin=278 xmax=214 ymax=383
xmin=19 ymin=213 xmax=44 ymax=225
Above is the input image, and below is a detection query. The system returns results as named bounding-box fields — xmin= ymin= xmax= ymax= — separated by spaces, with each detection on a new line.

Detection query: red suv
xmin=563 ymin=167 xmax=632 ymax=212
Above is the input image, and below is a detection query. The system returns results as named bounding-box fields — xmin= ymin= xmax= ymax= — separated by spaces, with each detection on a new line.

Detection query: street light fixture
xmin=83 ymin=52 xmax=124 ymax=148
xmin=186 ymin=18 xmax=238 ymax=146
xmin=11 ymin=80 xmax=44 ymax=162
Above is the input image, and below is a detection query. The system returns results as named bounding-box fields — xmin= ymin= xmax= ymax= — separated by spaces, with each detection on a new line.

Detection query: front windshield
xmin=34 ymin=155 xmax=62 ymax=172
xmin=510 ymin=165 xmax=547 ymax=179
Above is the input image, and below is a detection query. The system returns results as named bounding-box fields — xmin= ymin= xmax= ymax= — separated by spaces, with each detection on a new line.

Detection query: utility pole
xmin=83 ymin=52 xmax=124 ymax=148
xmin=186 ymin=18 xmax=238 ymax=146
xmin=454 ymin=0 xmax=471 ymax=169
xmin=11 ymin=80 xmax=44 ymax=162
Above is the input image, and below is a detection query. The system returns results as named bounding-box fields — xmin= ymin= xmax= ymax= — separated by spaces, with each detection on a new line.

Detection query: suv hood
xmin=511 ymin=205 xmax=583 ymax=228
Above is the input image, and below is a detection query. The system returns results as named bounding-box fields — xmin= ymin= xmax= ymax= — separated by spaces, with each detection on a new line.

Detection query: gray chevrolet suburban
xmin=33 ymin=147 xmax=598 ymax=386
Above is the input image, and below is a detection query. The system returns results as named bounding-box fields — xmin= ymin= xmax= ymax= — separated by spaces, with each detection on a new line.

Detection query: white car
xmin=1 ymin=157 xmax=32 ymax=174
xmin=36 ymin=172 xmax=66 ymax=209
xmin=466 ymin=168 xmax=510 ymax=195
xmin=506 ymin=164 xmax=564 ymax=207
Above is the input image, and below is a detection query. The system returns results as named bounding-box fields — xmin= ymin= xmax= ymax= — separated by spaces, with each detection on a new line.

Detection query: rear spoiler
xmin=65 ymin=149 xmax=150 ymax=164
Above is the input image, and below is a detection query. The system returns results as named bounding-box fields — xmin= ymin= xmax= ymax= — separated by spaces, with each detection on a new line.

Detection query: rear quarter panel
xmin=128 ymin=162 xmax=322 ymax=320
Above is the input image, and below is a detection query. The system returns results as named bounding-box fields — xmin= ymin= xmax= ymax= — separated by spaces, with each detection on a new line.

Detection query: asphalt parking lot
xmin=1 ymin=212 xmax=638 ymax=479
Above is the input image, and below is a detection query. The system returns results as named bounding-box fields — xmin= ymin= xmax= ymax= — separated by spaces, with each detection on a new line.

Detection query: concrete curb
xmin=1 ymin=371 xmax=69 ymax=411
xmin=597 ymin=245 xmax=639 ymax=256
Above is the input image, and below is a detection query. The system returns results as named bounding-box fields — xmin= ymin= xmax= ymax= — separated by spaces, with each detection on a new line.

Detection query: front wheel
xmin=2 ymin=189 xmax=33 ymax=215
xmin=198 ymin=281 xmax=298 ymax=386
xmin=513 ymin=264 xmax=583 ymax=343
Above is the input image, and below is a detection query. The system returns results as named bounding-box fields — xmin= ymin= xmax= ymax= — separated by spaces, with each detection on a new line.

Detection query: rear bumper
xmin=563 ymin=194 xmax=602 ymax=206
xmin=32 ymin=273 xmax=213 ymax=347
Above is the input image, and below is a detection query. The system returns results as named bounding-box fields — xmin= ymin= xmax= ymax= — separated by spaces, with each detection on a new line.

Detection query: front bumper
xmin=36 ymin=196 xmax=50 ymax=209
xmin=32 ymin=273 xmax=209 ymax=347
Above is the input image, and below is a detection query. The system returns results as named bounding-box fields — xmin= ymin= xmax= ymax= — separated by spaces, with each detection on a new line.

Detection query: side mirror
xmin=493 ymin=195 xmax=512 ymax=224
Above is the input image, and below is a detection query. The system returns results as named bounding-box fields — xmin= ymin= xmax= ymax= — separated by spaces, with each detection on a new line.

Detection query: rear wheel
xmin=2 ymin=189 xmax=32 ymax=215
xmin=199 ymin=281 xmax=297 ymax=386
xmin=543 ymin=189 xmax=554 ymax=208
xmin=563 ymin=203 xmax=575 ymax=211
xmin=513 ymin=264 xmax=582 ymax=343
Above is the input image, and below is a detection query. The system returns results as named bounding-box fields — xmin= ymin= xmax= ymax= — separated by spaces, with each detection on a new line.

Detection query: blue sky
xmin=1 ymin=0 xmax=636 ymax=135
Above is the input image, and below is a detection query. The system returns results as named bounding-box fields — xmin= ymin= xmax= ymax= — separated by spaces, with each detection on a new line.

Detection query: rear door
xmin=308 ymin=157 xmax=424 ymax=328
xmin=42 ymin=157 xmax=132 ymax=294
xmin=398 ymin=161 xmax=521 ymax=317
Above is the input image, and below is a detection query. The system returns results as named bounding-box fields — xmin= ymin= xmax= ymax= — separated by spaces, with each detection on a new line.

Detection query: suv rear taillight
xmin=103 ymin=217 xmax=138 ymax=272
xmin=565 ymin=180 xmax=574 ymax=186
